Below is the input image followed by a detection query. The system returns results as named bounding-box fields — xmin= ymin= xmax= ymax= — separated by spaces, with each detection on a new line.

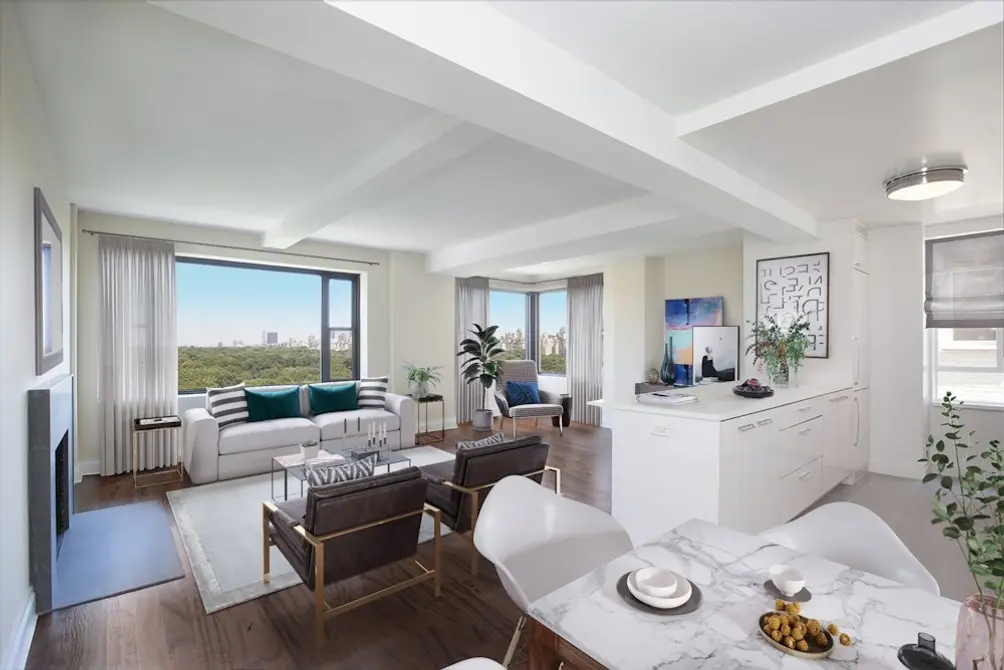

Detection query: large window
xmin=489 ymin=288 xmax=568 ymax=375
xmin=489 ymin=290 xmax=527 ymax=361
xmin=539 ymin=290 xmax=567 ymax=374
xmin=933 ymin=328 xmax=1004 ymax=407
xmin=177 ymin=259 xmax=359 ymax=392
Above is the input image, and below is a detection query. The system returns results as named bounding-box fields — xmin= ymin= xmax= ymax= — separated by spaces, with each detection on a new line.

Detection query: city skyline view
xmin=176 ymin=262 xmax=354 ymax=346
xmin=489 ymin=290 xmax=567 ymax=345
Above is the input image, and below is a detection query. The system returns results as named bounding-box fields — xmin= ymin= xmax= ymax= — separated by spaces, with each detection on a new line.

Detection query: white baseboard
xmin=75 ymin=458 xmax=100 ymax=483
xmin=418 ymin=417 xmax=458 ymax=432
xmin=1 ymin=590 xmax=37 ymax=670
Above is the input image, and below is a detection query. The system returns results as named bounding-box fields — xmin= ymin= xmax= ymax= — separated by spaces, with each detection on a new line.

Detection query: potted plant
xmin=457 ymin=323 xmax=503 ymax=431
xmin=405 ymin=364 xmax=442 ymax=399
xmin=745 ymin=314 xmax=811 ymax=388
xmin=922 ymin=392 xmax=1004 ymax=670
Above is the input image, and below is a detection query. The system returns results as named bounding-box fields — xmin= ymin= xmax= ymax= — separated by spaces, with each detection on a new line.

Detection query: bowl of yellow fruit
xmin=757 ymin=601 xmax=853 ymax=660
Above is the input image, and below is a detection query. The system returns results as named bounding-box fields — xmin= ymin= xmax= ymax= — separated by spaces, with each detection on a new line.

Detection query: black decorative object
xmin=898 ymin=633 xmax=954 ymax=670
xmin=734 ymin=386 xmax=775 ymax=399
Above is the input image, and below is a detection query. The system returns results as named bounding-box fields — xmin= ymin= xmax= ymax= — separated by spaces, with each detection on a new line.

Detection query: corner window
xmin=488 ymin=287 xmax=567 ymax=376
xmin=539 ymin=290 xmax=567 ymax=375
xmin=489 ymin=290 xmax=527 ymax=361
xmin=176 ymin=259 xmax=359 ymax=392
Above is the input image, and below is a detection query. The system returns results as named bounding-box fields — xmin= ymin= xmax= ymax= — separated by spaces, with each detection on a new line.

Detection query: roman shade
xmin=925 ymin=230 xmax=1004 ymax=328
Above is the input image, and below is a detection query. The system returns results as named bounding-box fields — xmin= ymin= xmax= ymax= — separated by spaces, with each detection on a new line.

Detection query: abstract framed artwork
xmin=35 ymin=187 xmax=64 ymax=375
xmin=692 ymin=326 xmax=739 ymax=384
xmin=755 ymin=252 xmax=829 ymax=358
xmin=664 ymin=296 xmax=725 ymax=385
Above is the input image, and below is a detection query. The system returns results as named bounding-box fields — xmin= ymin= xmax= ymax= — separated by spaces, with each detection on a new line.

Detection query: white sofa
xmin=183 ymin=383 xmax=416 ymax=484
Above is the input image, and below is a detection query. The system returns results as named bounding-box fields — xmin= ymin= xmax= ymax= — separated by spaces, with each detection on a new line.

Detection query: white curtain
xmin=99 ymin=235 xmax=178 ymax=475
xmin=455 ymin=276 xmax=489 ymax=422
xmin=567 ymin=273 xmax=603 ymax=426
xmin=925 ymin=230 xmax=1004 ymax=328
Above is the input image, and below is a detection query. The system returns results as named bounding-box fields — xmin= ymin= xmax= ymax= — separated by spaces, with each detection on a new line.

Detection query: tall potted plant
xmin=405 ymin=364 xmax=442 ymax=399
xmin=922 ymin=392 xmax=1004 ymax=670
xmin=745 ymin=314 xmax=811 ymax=388
xmin=457 ymin=323 xmax=504 ymax=431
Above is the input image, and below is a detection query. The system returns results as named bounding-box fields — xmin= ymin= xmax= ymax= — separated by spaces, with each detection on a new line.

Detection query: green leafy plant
xmin=405 ymin=364 xmax=442 ymax=386
xmin=922 ymin=392 xmax=1004 ymax=669
xmin=456 ymin=324 xmax=504 ymax=410
xmin=745 ymin=314 xmax=811 ymax=384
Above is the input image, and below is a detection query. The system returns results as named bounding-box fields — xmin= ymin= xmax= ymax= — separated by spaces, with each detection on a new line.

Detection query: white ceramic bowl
xmin=633 ymin=567 xmax=678 ymax=598
xmin=627 ymin=570 xmax=692 ymax=609
xmin=770 ymin=564 xmax=806 ymax=597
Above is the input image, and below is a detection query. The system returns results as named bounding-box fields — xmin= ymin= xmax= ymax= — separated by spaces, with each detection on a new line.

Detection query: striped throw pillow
xmin=456 ymin=432 xmax=505 ymax=451
xmin=206 ymin=383 xmax=249 ymax=428
xmin=358 ymin=376 xmax=388 ymax=408
xmin=305 ymin=455 xmax=376 ymax=487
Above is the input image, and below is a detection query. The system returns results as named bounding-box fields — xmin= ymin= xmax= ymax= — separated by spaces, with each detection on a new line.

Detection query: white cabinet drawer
xmin=774 ymin=416 xmax=824 ymax=479
xmin=776 ymin=457 xmax=823 ymax=525
xmin=773 ymin=400 xmax=823 ymax=431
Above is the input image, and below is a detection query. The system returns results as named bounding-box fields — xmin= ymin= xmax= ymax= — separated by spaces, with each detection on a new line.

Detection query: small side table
xmin=552 ymin=394 xmax=572 ymax=427
xmin=133 ymin=416 xmax=185 ymax=489
xmin=415 ymin=394 xmax=445 ymax=444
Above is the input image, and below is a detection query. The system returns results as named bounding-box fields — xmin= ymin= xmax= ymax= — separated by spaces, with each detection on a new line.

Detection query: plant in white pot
xmin=405 ymin=364 xmax=442 ymax=399
xmin=922 ymin=391 xmax=1004 ymax=669
xmin=457 ymin=323 xmax=503 ymax=431
xmin=745 ymin=314 xmax=811 ymax=388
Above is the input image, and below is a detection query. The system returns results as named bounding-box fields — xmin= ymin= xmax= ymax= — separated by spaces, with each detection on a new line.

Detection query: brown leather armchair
xmin=262 ymin=467 xmax=441 ymax=643
xmin=419 ymin=435 xmax=559 ymax=575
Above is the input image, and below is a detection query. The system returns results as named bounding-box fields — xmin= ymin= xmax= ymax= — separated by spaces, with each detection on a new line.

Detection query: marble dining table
xmin=527 ymin=519 xmax=960 ymax=669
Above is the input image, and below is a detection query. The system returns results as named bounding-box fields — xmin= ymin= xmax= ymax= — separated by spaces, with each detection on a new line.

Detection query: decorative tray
xmin=733 ymin=387 xmax=775 ymax=399
xmin=757 ymin=612 xmax=833 ymax=660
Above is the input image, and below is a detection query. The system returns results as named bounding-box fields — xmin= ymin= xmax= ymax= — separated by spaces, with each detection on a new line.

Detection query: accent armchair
xmin=492 ymin=360 xmax=564 ymax=437
xmin=262 ymin=467 xmax=441 ymax=643
xmin=419 ymin=435 xmax=559 ymax=575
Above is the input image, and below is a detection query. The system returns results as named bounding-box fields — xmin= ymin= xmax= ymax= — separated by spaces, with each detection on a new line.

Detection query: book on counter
xmin=636 ymin=391 xmax=698 ymax=406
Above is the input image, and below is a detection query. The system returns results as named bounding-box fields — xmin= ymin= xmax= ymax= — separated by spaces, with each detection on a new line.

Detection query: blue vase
xmin=659 ymin=342 xmax=674 ymax=385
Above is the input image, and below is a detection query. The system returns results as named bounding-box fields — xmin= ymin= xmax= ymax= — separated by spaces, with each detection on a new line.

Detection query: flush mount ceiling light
xmin=884 ymin=165 xmax=967 ymax=201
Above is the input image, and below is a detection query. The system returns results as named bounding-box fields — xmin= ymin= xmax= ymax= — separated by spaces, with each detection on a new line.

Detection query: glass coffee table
xmin=270 ymin=449 xmax=413 ymax=501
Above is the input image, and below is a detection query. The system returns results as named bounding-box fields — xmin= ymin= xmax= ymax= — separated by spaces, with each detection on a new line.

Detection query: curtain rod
xmin=81 ymin=229 xmax=381 ymax=267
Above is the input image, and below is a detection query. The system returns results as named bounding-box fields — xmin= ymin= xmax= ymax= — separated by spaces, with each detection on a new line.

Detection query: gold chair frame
xmin=439 ymin=465 xmax=561 ymax=576
xmin=262 ymin=500 xmax=442 ymax=644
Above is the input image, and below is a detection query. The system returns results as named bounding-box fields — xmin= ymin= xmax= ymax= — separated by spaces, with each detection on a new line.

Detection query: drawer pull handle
xmin=738 ymin=424 xmax=756 ymax=432
xmin=799 ymin=428 xmax=812 ymax=436
xmin=829 ymin=396 xmax=849 ymax=403
xmin=756 ymin=418 xmax=773 ymax=426
xmin=798 ymin=406 xmax=813 ymax=413
xmin=798 ymin=471 xmax=813 ymax=480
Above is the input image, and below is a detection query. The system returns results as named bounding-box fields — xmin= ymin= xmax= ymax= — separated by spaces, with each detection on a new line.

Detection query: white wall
xmin=75 ymin=211 xmax=392 ymax=469
xmin=869 ymin=223 xmax=927 ymax=478
xmin=388 ymin=251 xmax=456 ymax=429
xmin=602 ymin=258 xmax=654 ymax=404
xmin=0 ymin=6 xmax=72 ymax=666
xmin=664 ymin=244 xmax=744 ymax=328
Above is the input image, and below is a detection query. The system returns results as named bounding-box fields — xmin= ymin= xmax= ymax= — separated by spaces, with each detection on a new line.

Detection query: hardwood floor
xmin=27 ymin=420 xmax=610 ymax=670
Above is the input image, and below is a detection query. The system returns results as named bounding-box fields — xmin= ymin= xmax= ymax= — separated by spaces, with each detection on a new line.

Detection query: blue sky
xmin=489 ymin=290 xmax=566 ymax=336
xmin=176 ymin=262 xmax=353 ymax=346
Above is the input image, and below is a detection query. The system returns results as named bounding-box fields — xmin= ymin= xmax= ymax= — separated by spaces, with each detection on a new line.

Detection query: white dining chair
xmin=441 ymin=659 xmax=505 ymax=670
xmin=759 ymin=502 xmax=940 ymax=595
xmin=474 ymin=475 xmax=633 ymax=667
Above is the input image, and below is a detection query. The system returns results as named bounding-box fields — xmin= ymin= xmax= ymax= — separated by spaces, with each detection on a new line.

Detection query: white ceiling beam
xmin=151 ymin=0 xmax=817 ymax=244
xmin=262 ymin=114 xmax=491 ymax=248
xmin=427 ymin=194 xmax=734 ymax=276
xmin=675 ymin=1 xmax=1004 ymax=136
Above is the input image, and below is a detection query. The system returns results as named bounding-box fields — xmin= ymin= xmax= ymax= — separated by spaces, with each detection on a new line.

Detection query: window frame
xmin=176 ymin=257 xmax=360 ymax=394
xmin=929 ymin=327 xmax=1004 ymax=409
xmin=537 ymin=288 xmax=568 ymax=378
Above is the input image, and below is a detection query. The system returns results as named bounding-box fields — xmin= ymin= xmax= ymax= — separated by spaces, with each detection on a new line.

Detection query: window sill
xmin=538 ymin=373 xmax=567 ymax=378
xmin=930 ymin=401 xmax=1004 ymax=412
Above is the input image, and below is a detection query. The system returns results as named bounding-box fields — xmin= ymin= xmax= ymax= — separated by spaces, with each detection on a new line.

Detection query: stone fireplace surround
xmin=28 ymin=373 xmax=74 ymax=614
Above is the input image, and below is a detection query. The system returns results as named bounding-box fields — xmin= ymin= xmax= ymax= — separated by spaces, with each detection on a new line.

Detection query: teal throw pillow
xmin=244 ymin=387 xmax=301 ymax=422
xmin=308 ymin=383 xmax=358 ymax=414
xmin=506 ymin=380 xmax=541 ymax=407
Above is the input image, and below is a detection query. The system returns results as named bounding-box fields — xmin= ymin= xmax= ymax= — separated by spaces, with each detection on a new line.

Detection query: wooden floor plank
xmin=26 ymin=421 xmax=610 ymax=670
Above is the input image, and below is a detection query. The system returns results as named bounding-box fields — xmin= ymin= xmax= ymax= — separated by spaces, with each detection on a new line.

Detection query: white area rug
xmin=167 ymin=446 xmax=454 ymax=613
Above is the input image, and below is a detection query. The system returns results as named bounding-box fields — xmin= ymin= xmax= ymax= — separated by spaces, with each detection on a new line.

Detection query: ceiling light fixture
xmin=884 ymin=165 xmax=967 ymax=201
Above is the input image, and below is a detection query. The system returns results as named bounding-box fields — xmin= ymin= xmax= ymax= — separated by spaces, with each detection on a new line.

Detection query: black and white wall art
xmin=755 ymin=252 xmax=829 ymax=358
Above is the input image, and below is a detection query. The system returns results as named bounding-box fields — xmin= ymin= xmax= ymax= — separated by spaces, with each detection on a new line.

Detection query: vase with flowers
xmin=745 ymin=314 xmax=811 ymax=388
xmin=922 ymin=391 xmax=1004 ymax=670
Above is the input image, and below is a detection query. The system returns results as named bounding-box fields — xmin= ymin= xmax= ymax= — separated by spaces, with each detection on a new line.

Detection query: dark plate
xmin=764 ymin=580 xmax=812 ymax=603
xmin=733 ymin=387 xmax=775 ymax=398
xmin=615 ymin=573 xmax=702 ymax=616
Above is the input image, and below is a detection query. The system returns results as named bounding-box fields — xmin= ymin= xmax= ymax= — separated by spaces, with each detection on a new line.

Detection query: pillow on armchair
xmin=506 ymin=380 xmax=541 ymax=407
